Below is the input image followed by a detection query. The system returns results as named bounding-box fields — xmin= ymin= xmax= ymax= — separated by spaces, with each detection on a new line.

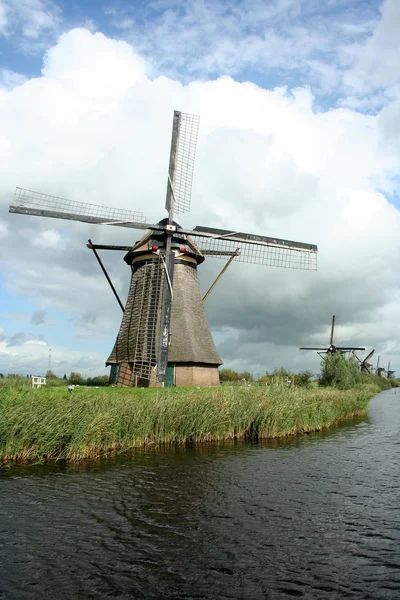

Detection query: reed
xmin=0 ymin=384 xmax=379 ymax=463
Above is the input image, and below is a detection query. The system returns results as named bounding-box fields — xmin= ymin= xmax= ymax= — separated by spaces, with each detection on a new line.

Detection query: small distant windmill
xmin=300 ymin=315 xmax=365 ymax=359
xmin=9 ymin=110 xmax=318 ymax=387
xmin=387 ymin=362 xmax=395 ymax=379
xmin=376 ymin=356 xmax=386 ymax=377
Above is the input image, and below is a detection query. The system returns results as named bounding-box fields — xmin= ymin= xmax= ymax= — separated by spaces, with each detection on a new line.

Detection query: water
xmin=1 ymin=391 xmax=400 ymax=599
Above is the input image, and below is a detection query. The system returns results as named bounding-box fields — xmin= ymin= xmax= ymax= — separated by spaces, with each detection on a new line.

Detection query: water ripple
xmin=1 ymin=392 xmax=400 ymax=598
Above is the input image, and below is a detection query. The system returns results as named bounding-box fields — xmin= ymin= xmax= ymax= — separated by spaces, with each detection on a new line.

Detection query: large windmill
xmin=300 ymin=315 xmax=365 ymax=358
xmin=9 ymin=110 xmax=318 ymax=387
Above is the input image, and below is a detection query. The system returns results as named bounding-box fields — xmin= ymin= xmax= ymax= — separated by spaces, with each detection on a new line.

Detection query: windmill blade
xmin=351 ymin=350 xmax=362 ymax=363
xmin=87 ymin=243 xmax=132 ymax=251
xmin=361 ymin=362 xmax=372 ymax=374
xmin=300 ymin=347 xmax=330 ymax=351
xmin=335 ymin=346 xmax=366 ymax=351
xmin=9 ymin=188 xmax=150 ymax=230
xmin=189 ymin=225 xmax=317 ymax=270
xmin=165 ymin=111 xmax=200 ymax=218
xmin=329 ymin=315 xmax=335 ymax=346
xmin=364 ymin=349 xmax=375 ymax=363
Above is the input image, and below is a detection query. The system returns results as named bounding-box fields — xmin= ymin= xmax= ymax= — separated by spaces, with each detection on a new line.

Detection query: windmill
xmin=9 ymin=110 xmax=318 ymax=388
xmin=300 ymin=315 xmax=365 ymax=359
xmin=352 ymin=349 xmax=375 ymax=374
xmin=387 ymin=362 xmax=395 ymax=379
xmin=376 ymin=356 xmax=386 ymax=377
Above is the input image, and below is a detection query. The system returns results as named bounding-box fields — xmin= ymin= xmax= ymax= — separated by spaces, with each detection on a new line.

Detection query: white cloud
xmin=0 ymin=220 xmax=7 ymax=238
xmin=342 ymin=0 xmax=400 ymax=96
xmin=32 ymin=229 xmax=62 ymax=248
xmin=105 ymin=0 xmax=380 ymax=97
xmin=0 ymin=69 xmax=27 ymax=91
xmin=1 ymin=25 xmax=400 ymax=377
xmin=0 ymin=0 xmax=60 ymax=41
xmin=0 ymin=1 xmax=8 ymax=34
xmin=0 ymin=331 xmax=108 ymax=377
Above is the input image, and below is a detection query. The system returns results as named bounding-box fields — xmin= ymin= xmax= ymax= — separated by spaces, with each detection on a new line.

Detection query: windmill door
xmin=165 ymin=364 xmax=175 ymax=387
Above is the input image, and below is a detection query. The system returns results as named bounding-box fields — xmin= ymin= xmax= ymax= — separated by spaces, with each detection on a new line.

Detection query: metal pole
xmin=202 ymin=249 xmax=240 ymax=302
xmin=156 ymin=236 xmax=175 ymax=385
xmin=87 ymin=239 xmax=125 ymax=312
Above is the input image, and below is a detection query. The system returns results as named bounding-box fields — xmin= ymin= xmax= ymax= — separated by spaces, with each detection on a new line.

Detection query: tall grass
xmin=0 ymin=383 xmax=379 ymax=463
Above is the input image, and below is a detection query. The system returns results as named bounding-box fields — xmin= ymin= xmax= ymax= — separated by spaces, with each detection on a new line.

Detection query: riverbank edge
xmin=0 ymin=384 xmax=380 ymax=464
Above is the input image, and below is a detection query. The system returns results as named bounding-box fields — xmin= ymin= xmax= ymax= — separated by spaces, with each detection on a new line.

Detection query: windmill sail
xmin=10 ymin=188 xmax=148 ymax=229
xmin=300 ymin=315 xmax=365 ymax=354
xmin=165 ymin=111 xmax=200 ymax=216
xmin=190 ymin=225 xmax=317 ymax=270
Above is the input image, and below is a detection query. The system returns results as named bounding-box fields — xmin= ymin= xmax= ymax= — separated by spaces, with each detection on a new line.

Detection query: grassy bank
xmin=0 ymin=383 xmax=380 ymax=464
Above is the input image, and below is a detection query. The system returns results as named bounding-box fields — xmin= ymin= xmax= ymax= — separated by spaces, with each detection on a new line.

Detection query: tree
xmin=69 ymin=372 xmax=85 ymax=385
xmin=219 ymin=369 xmax=241 ymax=383
xmin=46 ymin=370 xmax=58 ymax=380
xmin=294 ymin=370 xmax=313 ymax=387
xmin=239 ymin=371 xmax=254 ymax=382
xmin=319 ymin=353 xmax=359 ymax=389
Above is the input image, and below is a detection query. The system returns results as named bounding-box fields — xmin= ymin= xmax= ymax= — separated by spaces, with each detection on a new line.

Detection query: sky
xmin=1 ymin=0 xmax=400 ymax=379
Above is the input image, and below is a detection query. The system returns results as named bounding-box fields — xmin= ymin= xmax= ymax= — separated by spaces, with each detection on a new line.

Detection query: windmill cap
xmin=123 ymin=219 xmax=205 ymax=265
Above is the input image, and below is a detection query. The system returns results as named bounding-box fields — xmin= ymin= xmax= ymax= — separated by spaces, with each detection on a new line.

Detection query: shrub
xmin=319 ymin=353 xmax=360 ymax=389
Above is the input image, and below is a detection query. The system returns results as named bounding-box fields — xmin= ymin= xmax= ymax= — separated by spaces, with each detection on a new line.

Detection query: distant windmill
xmin=376 ymin=356 xmax=386 ymax=377
xmin=352 ymin=349 xmax=375 ymax=374
xmin=387 ymin=362 xmax=395 ymax=379
xmin=300 ymin=315 xmax=365 ymax=359
xmin=9 ymin=110 xmax=318 ymax=387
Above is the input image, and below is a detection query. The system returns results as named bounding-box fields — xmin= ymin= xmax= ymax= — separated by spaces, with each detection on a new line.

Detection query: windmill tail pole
xmin=202 ymin=249 xmax=240 ymax=302
xmin=87 ymin=240 xmax=125 ymax=312
xmin=330 ymin=315 xmax=336 ymax=346
xmin=156 ymin=235 xmax=175 ymax=385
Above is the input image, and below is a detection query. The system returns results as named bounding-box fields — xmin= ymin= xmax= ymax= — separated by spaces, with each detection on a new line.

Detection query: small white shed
xmin=31 ymin=376 xmax=46 ymax=388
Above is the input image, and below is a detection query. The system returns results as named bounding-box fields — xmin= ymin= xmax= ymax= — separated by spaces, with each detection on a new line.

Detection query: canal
xmin=1 ymin=390 xmax=399 ymax=599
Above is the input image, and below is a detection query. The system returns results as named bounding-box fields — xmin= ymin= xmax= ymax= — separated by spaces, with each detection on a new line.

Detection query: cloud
xmin=0 ymin=69 xmax=27 ymax=91
xmin=0 ymin=327 xmax=109 ymax=377
xmin=31 ymin=229 xmax=63 ymax=248
xmin=5 ymin=331 xmax=44 ymax=347
xmin=105 ymin=0 xmax=379 ymax=96
xmin=31 ymin=311 xmax=46 ymax=325
xmin=342 ymin=0 xmax=400 ymax=96
xmin=0 ymin=0 xmax=61 ymax=42
xmin=1 ymin=25 xmax=400 ymax=378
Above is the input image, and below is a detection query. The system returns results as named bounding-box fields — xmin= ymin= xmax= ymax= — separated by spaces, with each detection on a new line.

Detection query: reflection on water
xmin=1 ymin=391 xmax=400 ymax=599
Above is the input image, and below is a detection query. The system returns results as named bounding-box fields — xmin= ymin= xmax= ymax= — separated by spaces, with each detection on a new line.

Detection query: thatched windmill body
xmin=9 ymin=111 xmax=318 ymax=387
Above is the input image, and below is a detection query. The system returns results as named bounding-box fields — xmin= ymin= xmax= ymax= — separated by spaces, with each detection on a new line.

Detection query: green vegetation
xmin=319 ymin=353 xmax=396 ymax=391
xmin=0 ymin=383 xmax=379 ymax=464
xmin=0 ymin=371 xmax=110 ymax=388
xmin=1 ymin=356 xmax=397 ymax=464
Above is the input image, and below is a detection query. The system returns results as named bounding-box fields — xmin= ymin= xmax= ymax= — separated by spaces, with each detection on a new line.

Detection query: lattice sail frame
xmin=108 ymin=259 xmax=164 ymax=382
xmin=173 ymin=112 xmax=200 ymax=215
xmin=12 ymin=188 xmax=147 ymax=224
xmin=194 ymin=236 xmax=317 ymax=270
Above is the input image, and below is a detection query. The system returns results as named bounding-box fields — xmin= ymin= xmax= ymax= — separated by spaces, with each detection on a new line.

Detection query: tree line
xmin=219 ymin=367 xmax=314 ymax=387
xmin=0 ymin=371 xmax=110 ymax=387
